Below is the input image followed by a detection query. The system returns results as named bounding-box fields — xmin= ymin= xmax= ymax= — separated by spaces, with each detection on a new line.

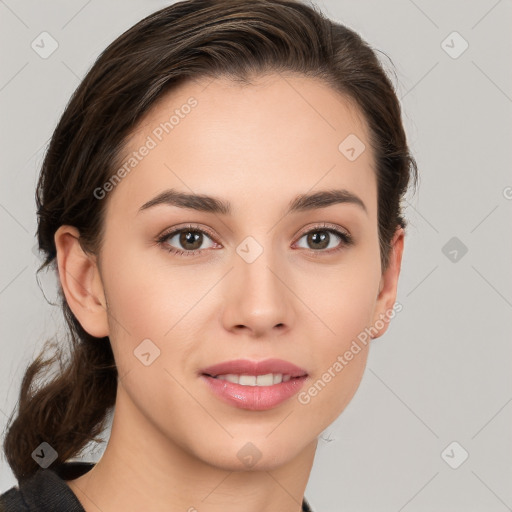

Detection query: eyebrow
xmin=138 ymin=188 xmax=367 ymax=216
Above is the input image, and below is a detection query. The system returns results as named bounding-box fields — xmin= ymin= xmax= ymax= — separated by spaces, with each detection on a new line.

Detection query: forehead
xmin=105 ymin=72 xmax=377 ymax=221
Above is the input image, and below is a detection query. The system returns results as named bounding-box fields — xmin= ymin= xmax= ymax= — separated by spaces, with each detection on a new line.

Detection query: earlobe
xmin=54 ymin=225 xmax=109 ymax=338
xmin=370 ymin=227 xmax=405 ymax=340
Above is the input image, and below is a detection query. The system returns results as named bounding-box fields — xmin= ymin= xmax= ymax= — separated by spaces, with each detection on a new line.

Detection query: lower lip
xmin=201 ymin=374 xmax=308 ymax=411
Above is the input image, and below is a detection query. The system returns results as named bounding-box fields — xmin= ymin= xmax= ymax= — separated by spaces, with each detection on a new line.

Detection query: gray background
xmin=1 ymin=0 xmax=511 ymax=510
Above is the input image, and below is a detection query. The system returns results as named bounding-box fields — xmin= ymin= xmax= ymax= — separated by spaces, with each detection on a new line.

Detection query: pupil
xmin=309 ymin=231 xmax=328 ymax=249
xmin=181 ymin=231 xmax=201 ymax=250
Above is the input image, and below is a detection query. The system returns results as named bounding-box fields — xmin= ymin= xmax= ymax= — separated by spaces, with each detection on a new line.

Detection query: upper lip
xmin=201 ymin=358 xmax=308 ymax=378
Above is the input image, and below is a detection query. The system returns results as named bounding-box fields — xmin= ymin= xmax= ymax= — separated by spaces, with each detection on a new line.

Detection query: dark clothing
xmin=0 ymin=462 xmax=314 ymax=511
xmin=0 ymin=463 xmax=89 ymax=511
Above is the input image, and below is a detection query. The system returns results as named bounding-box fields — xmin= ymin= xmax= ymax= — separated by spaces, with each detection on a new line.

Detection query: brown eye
xmin=177 ymin=230 xmax=203 ymax=251
xmin=295 ymin=226 xmax=353 ymax=253
xmin=305 ymin=231 xmax=330 ymax=250
xmin=158 ymin=226 xmax=217 ymax=256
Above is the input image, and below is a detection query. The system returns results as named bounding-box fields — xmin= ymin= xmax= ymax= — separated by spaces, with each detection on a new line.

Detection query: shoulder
xmin=0 ymin=462 xmax=94 ymax=512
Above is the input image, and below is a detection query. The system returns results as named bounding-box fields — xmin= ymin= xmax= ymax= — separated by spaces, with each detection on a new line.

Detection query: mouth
xmin=199 ymin=359 xmax=309 ymax=411
xmin=200 ymin=357 xmax=308 ymax=380
xmin=204 ymin=372 xmax=299 ymax=386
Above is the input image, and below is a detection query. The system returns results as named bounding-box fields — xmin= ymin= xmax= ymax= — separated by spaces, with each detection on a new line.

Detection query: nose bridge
xmin=236 ymin=233 xmax=282 ymax=304
xmin=224 ymin=232 xmax=293 ymax=334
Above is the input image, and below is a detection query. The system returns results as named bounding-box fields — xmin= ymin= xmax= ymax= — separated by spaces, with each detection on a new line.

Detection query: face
xmin=61 ymin=72 xmax=403 ymax=472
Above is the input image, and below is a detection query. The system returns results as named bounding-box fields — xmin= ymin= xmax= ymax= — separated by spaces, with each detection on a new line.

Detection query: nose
xmin=220 ymin=242 xmax=295 ymax=338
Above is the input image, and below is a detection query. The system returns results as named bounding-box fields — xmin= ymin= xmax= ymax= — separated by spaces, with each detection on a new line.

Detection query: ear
xmin=54 ymin=225 xmax=109 ymax=338
xmin=369 ymin=227 xmax=404 ymax=340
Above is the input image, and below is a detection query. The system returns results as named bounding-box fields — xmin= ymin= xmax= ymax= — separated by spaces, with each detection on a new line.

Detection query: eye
xmin=156 ymin=225 xmax=218 ymax=256
xmin=156 ymin=222 xmax=353 ymax=258
xmin=294 ymin=223 xmax=353 ymax=254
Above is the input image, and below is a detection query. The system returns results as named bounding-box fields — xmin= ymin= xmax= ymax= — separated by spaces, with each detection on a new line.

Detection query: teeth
xmin=256 ymin=374 xmax=274 ymax=386
xmin=224 ymin=374 xmax=239 ymax=384
xmin=214 ymin=373 xmax=293 ymax=386
xmin=239 ymin=375 xmax=256 ymax=386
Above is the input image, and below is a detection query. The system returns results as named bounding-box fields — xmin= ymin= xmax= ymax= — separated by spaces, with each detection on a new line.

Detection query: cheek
xmin=297 ymin=286 xmax=372 ymax=431
xmin=99 ymin=242 xmax=222 ymax=387
xmin=101 ymin=241 xmax=203 ymax=338
xmin=298 ymin=349 xmax=369 ymax=434
xmin=293 ymin=258 xmax=378 ymax=425
xmin=298 ymin=254 xmax=380 ymax=347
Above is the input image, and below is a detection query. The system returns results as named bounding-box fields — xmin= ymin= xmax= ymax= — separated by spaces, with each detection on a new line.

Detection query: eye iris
xmin=180 ymin=230 xmax=202 ymax=250
xmin=308 ymin=231 xmax=329 ymax=250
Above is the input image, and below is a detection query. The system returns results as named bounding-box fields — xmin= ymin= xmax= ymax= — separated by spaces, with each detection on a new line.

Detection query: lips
xmin=200 ymin=358 xmax=308 ymax=379
xmin=200 ymin=358 xmax=309 ymax=411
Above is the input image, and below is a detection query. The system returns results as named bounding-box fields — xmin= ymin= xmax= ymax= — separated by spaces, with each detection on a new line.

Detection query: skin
xmin=56 ymin=72 xmax=404 ymax=512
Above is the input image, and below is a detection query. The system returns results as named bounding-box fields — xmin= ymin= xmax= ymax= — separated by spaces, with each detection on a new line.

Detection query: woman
xmin=0 ymin=0 xmax=418 ymax=510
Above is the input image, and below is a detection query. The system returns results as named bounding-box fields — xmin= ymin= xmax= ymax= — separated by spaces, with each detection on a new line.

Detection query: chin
xmin=198 ymin=435 xmax=312 ymax=472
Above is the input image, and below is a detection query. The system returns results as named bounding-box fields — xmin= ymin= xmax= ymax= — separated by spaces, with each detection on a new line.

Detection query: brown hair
xmin=2 ymin=0 xmax=418 ymax=481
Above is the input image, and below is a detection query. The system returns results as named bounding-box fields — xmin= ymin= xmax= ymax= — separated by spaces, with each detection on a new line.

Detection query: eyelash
xmin=155 ymin=222 xmax=353 ymax=257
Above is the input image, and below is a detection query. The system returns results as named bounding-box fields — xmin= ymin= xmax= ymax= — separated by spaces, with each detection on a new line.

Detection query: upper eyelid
xmin=158 ymin=224 xmax=218 ymax=243
xmin=296 ymin=222 xmax=351 ymax=239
